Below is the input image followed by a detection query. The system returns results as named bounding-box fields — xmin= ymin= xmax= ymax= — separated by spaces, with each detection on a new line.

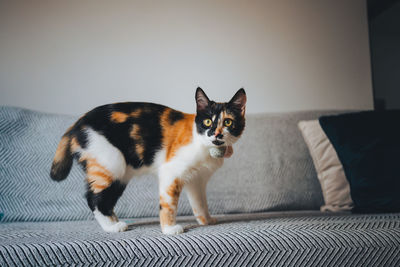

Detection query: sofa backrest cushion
xmin=298 ymin=120 xmax=353 ymax=212
xmin=0 ymin=106 xmax=345 ymax=222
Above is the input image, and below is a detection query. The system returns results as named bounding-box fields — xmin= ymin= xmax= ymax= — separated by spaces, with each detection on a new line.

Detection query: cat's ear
xmin=229 ymin=88 xmax=247 ymax=116
xmin=195 ymin=87 xmax=210 ymax=112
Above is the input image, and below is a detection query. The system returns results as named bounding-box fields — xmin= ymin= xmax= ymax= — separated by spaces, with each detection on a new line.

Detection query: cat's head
xmin=195 ymin=87 xmax=246 ymax=147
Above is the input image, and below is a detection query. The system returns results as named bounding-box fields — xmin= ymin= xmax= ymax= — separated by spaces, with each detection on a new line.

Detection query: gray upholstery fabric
xmin=0 ymin=106 xmax=347 ymax=222
xmin=1 ymin=106 xmax=397 ymax=266
xmin=1 ymin=212 xmax=399 ymax=266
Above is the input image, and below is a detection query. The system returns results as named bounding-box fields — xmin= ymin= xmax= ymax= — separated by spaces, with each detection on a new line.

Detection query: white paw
xmin=94 ymin=209 xmax=128 ymax=233
xmin=162 ymin=224 xmax=184 ymax=235
xmin=103 ymin=221 xmax=128 ymax=233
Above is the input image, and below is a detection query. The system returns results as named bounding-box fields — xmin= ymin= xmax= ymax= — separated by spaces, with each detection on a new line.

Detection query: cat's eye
xmin=224 ymin=119 xmax=233 ymax=127
xmin=203 ymin=119 xmax=212 ymax=127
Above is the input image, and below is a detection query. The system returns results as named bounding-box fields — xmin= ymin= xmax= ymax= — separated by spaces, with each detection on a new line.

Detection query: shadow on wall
xmin=368 ymin=0 xmax=400 ymax=110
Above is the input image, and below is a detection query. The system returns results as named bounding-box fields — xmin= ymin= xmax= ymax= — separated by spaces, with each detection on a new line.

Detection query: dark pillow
xmin=319 ymin=110 xmax=400 ymax=213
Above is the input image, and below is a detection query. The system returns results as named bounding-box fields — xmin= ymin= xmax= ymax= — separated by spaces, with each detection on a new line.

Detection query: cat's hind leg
xmin=79 ymin=128 xmax=128 ymax=232
xmin=86 ymin=180 xmax=128 ymax=233
xmin=83 ymin=156 xmax=128 ymax=232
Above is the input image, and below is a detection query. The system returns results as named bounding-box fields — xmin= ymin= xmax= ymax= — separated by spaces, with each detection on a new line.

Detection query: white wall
xmin=0 ymin=0 xmax=373 ymax=115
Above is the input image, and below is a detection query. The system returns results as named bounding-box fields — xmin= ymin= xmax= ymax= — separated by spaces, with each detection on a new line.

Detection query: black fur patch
xmin=74 ymin=102 xmax=166 ymax=168
xmin=168 ymin=110 xmax=184 ymax=125
xmin=86 ymin=181 xmax=127 ymax=216
xmin=50 ymin=152 xmax=73 ymax=181
xmin=73 ymin=128 xmax=88 ymax=149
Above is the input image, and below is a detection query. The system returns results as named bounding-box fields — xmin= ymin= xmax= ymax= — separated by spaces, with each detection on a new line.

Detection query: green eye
xmin=203 ymin=119 xmax=212 ymax=127
xmin=224 ymin=119 xmax=233 ymax=127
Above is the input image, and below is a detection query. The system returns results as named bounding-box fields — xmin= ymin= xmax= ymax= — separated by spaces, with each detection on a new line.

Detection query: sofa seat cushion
xmin=1 ymin=211 xmax=399 ymax=266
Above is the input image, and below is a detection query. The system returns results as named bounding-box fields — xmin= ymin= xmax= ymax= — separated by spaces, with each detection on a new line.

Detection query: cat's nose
xmin=215 ymin=133 xmax=223 ymax=139
xmin=214 ymin=129 xmax=223 ymax=139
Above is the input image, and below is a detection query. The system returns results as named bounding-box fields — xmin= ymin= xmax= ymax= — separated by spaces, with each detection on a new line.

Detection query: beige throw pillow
xmin=298 ymin=120 xmax=353 ymax=212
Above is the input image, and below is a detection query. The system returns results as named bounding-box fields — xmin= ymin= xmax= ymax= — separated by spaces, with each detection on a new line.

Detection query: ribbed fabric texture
xmin=0 ymin=106 xmax=345 ymax=222
xmin=1 ymin=212 xmax=399 ymax=266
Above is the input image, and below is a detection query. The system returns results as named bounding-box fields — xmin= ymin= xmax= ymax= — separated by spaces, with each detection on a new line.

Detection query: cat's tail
xmin=50 ymin=133 xmax=73 ymax=181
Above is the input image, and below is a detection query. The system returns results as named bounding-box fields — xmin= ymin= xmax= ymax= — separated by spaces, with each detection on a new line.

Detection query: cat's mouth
xmin=212 ymin=140 xmax=225 ymax=146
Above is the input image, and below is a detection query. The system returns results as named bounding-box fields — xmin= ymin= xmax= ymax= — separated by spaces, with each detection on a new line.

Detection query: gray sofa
xmin=1 ymin=106 xmax=399 ymax=266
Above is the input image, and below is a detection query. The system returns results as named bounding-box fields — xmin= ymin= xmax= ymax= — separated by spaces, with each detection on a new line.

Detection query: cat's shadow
xmin=126 ymin=217 xmax=205 ymax=232
xmin=125 ymin=211 xmax=343 ymax=232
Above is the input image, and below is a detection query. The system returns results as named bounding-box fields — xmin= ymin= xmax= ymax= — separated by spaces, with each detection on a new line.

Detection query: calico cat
xmin=50 ymin=87 xmax=246 ymax=234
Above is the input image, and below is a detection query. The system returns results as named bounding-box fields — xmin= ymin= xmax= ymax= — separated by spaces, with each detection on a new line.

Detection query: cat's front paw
xmin=162 ymin=224 xmax=184 ymax=235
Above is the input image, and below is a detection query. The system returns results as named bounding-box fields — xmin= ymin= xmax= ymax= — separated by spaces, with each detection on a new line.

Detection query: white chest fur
xmin=157 ymin=127 xmax=223 ymax=187
xmin=122 ymin=126 xmax=224 ymax=184
xmin=159 ymin=136 xmax=223 ymax=183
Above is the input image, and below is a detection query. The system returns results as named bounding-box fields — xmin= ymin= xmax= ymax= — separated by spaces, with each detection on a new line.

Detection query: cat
xmin=50 ymin=87 xmax=246 ymax=234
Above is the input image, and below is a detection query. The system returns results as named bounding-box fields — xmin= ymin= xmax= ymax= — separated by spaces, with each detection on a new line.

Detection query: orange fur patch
xmin=130 ymin=124 xmax=140 ymax=138
xmin=135 ymin=143 xmax=144 ymax=159
xmin=167 ymin=178 xmax=184 ymax=207
xmin=215 ymin=127 xmax=223 ymax=136
xmin=159 ymin=196 xmax=170 ymax=210
xmin=110 ymin=112 xmax=129 ymax=123
xmin=130 ymin=109 xmax=142 ymax=118
xmin=159 ymin=196 xmax=175 ymax=226
xmin=222 ymin=111 xmax=234 ymax=120
xmin=53 ymin=136 xmax=69 ymax=163
xmin=196 ymin=215 xmax=207 ymax=225
xmin=85 ymin=158 xmax=113 ymax=193
xmin=160 ymin=108 xmax=195 ymax=161
xmin=111 ymin=109 xmax=144 ymax=123
xmin=216 ymin=111 xmax=235 ymax=132
xmin=159 ymin=179 xmax=184 ymax=227
xmin=130 ymin=124 xmax=145 ymax=160
xmin=70 ymin=136 xmax=80 ymax=152
xmin=160 ymin=207 xmax=175 ymax=227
